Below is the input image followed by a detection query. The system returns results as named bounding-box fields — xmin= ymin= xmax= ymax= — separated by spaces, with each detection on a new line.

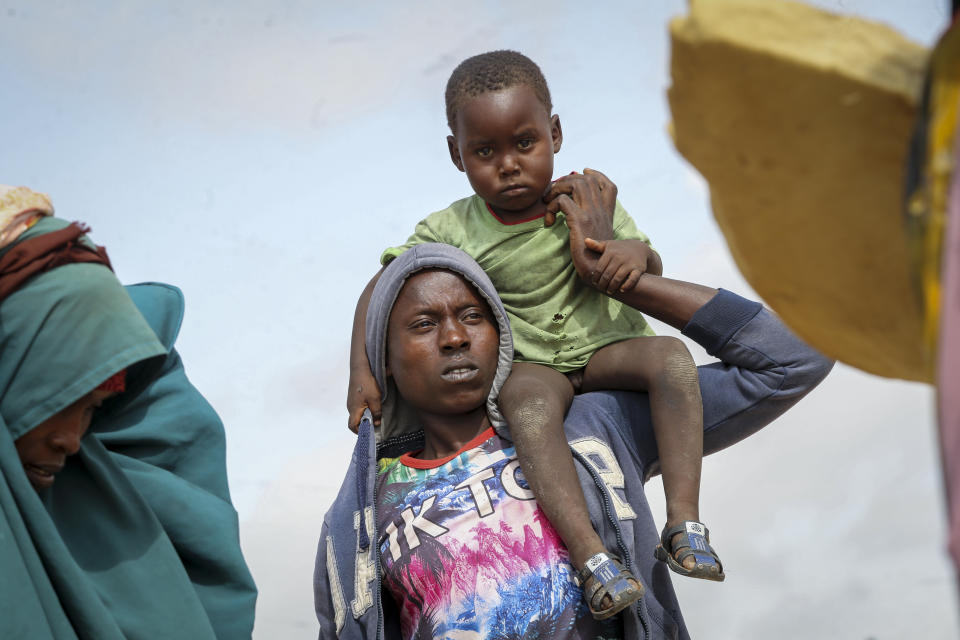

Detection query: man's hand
xmin=543 ymin=168 xmax=617 ymax=236
xmin=347 ymin=366 xmax=382 ymax=433
xmin=543 ymin=168 xmax=618 ymax=282
xmin=584 ymin=237 xmax=661 ymax=294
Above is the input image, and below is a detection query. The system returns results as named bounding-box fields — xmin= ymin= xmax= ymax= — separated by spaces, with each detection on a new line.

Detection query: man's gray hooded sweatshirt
xmin=314 ymin=242 xmax=833 ymax=639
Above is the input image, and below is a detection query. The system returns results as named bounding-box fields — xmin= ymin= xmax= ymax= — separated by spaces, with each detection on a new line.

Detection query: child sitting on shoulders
xmin=348 ymin=50 xmax=723 ymax=620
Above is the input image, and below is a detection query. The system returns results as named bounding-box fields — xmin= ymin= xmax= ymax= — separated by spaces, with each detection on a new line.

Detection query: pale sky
xmin=1 ymin=1 xmax=957 ymax=638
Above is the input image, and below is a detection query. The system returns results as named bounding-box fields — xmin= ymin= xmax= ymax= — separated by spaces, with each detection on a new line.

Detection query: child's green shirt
xmin=381 ymin=194 xmax=655 ymax=372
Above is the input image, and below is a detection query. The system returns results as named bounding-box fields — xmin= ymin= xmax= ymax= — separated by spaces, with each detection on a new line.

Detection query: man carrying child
xmin=347 ymin=51 xmax=725 ymax=621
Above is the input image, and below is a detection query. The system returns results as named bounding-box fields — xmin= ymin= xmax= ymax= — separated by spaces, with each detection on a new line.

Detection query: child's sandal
xmin=575 ymin=552 xmax=645 ymax=620
xmin=653 ymin=521 xmax=725 ymax=582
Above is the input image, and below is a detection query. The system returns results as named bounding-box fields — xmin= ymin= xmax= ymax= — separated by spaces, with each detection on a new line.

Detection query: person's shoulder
xmin=613 ymin=197 xmax=631 ymax=218
xmin=423 ymin=194 xmax=482 ymax=221
xmin=381 ymin=195 xmax=485 ymax=267
xmin=412 ymin=194 xmax=485 ymax=244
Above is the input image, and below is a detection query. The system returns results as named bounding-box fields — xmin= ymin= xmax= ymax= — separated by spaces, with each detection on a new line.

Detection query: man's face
xmin=386 ymin=269 xmax=500 ymax=421
xmin=14 ymin=388 xmax=115 ymax=489
xmin=447 ymin=84 xmax=562 ymax=223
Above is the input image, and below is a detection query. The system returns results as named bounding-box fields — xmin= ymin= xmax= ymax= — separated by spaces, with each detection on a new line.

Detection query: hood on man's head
xmin=366 ymin=243 xmax=513 ymax=442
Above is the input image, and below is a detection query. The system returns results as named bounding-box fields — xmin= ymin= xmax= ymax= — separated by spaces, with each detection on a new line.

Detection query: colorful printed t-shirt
xmin=380 ymin=194 xmax=656 ymax=372
xmin=377 ymin=427 xmax=620 ymax=640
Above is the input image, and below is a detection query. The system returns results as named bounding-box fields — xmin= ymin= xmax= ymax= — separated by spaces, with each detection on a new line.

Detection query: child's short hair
xmin=445 ymin=50 xmax=552 ymax=131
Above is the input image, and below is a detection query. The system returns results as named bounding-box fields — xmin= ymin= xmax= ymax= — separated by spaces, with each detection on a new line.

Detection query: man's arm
xmin=683 ymin=291 xmax=835 ymax=456
xmin=544 ymin=169 xmax=662 ymax=293
xmin=544 ymin=168 xmax=616 ymax=283
xmin=542 ymin=168 xmax=714 ymax=326
xmin=607 ymin=274 xmax=833 ymax=455
xmin=575 ymin=283 xmax=832 ymax=483
xmin=612 ymin=289 xmax=833 ymax=470
xmin=551 ymin=171 xmax=833 ymax=460
xmin=613 ymin=274 xmax=718 ymax=330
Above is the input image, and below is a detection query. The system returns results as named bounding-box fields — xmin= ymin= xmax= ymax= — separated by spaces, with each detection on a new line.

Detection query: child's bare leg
xmin=581 ymin=337 xmax=704 ymax=570
xmin=498 ymin=363 xmax=606 ymax=570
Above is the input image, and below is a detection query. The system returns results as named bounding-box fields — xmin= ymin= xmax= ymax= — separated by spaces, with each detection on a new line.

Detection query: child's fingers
xmin=607 ymin=264 xmax=634 ymax=294
xmin=348 ymin=392 xmax=382 ymax=431
xmin=591 ymin=248 xmax=614 ymax=286
xmin=584 ymin=237 xmax=606 ymax=253
xmin=368 ymin=395 xmax=382 ymax=427
xmin=594 ymin=259 xmax=619 ymax=293
xmin=620 ymin=269 xmax=643 ymax=292
xmin=347 ymin=406 xmax=363 ymax=433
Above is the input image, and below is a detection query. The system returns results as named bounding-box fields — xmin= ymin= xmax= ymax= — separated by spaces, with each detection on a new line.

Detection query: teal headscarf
xmin=0 ymin=218 xmax=256 ymax=639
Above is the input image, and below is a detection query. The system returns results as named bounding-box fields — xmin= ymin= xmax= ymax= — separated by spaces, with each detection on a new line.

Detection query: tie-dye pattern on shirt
xmin=377 ymin=428 xmax=621 ymax=640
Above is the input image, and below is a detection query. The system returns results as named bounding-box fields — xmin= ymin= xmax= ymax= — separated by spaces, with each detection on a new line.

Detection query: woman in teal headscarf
xmin=0 ymin=186 xmax=257 ymax=639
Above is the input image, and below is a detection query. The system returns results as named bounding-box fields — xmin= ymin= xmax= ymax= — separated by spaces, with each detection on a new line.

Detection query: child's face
xmin=14 ymin=388 xmax=116 ymax=489
xmin=447 ymin=84 xmax=562 ymax=222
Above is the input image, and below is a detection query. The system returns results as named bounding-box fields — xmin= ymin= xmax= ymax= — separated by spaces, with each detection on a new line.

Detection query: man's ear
xmin=551 ymin=114 xmax=563 ymax=154
xmin=447 ymin=135 xmax=465 ymax=172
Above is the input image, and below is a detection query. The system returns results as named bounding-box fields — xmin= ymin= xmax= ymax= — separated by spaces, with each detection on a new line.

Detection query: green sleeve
xmin=612 ymin=200 xmax=652 ymax=246
xmin=380 ymin=217 xmax=443 ymax=265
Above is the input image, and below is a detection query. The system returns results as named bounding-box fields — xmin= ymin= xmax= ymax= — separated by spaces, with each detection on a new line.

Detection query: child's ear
xmin=551 ymin=115 xmax=563 ymax=154
xmin=447 ymin=135 xmax=465 ymax=172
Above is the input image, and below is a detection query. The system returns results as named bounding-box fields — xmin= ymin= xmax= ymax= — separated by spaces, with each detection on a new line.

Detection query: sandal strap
xmin=660 ymin=521 xmax=710 ymax=549
xmin=577 ymin=552 xmax=643 ymax=614
xmin=576 ymin=552 xmax=621 ymax=588
xmin=660 ymin=521 xmax=724 ymax=574
xmin=675 ymin=546 xmax=723 ymax=572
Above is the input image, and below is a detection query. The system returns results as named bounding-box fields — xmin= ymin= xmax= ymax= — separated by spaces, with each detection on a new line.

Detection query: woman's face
xmin=386 ymin=269 xmax=500 ymax=421
xmin=14 ymin=388 xmax=115 ymax=489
